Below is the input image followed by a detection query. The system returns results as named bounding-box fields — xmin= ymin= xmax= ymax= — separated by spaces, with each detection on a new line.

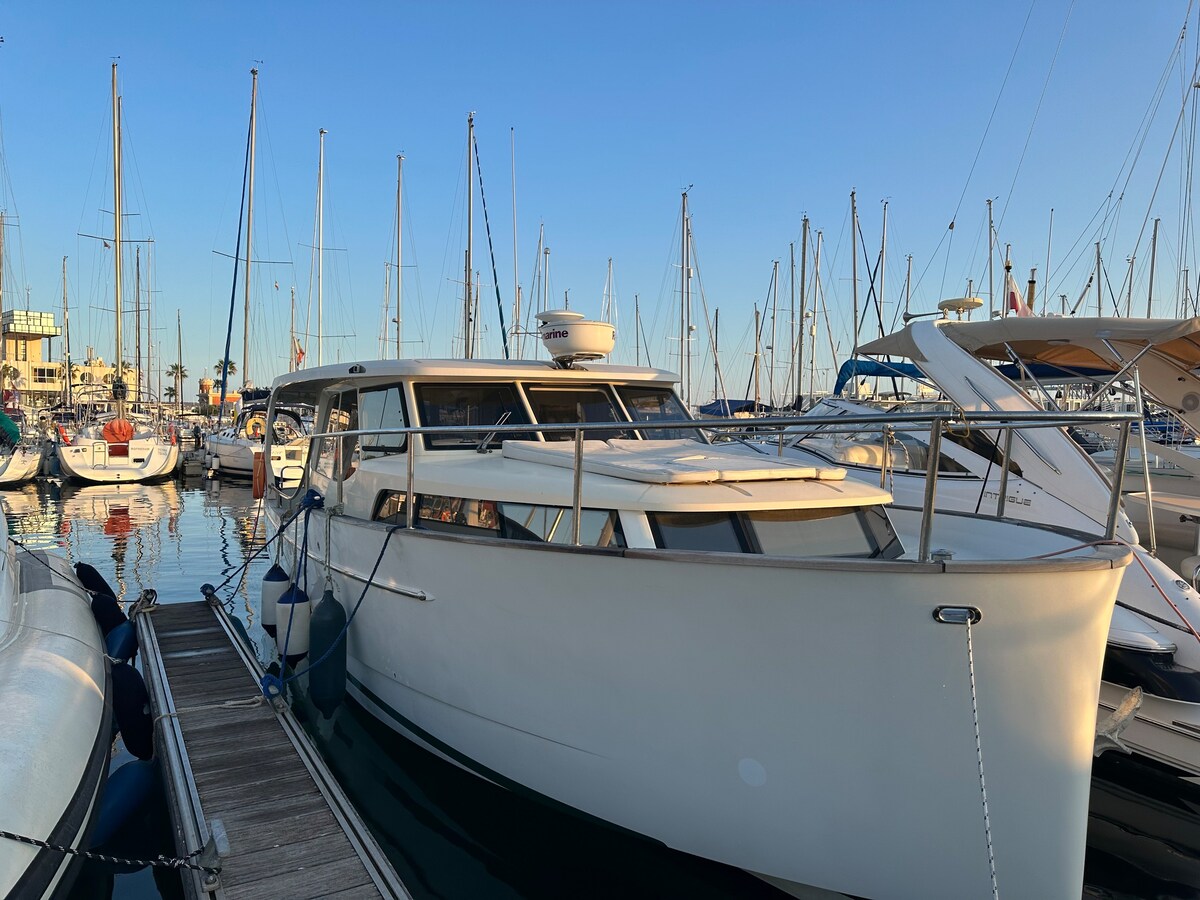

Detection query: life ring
xmin=168 ymin=424 xmax=177 ymax=445
xmin=57 ymin=424 xmax=71 ymax=445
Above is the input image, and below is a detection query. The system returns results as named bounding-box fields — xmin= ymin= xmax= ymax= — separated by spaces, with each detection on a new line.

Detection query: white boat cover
xmin=502 ymin=438 xmax=847 ymax=484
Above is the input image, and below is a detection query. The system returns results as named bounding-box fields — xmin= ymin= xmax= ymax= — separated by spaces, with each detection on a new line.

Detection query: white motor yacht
xmin=258 ymin=315 xmax=1132 ymax=899
xmin=0 ymin=539 xmax=111 ymax=898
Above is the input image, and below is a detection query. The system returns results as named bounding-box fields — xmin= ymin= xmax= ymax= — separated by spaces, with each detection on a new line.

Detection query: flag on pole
xmin=1007 ymin=272 xmax=1032 ymax=318
xmin=292 ymin=336 xmax=305 ymax=366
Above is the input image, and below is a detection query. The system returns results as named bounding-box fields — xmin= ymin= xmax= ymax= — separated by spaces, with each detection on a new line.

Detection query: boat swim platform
xmin=135 ymin=599 xmax=410 ymax=900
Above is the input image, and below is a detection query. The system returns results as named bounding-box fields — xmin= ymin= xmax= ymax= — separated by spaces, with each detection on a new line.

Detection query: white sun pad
xmin=502 ymin=438 xmax=846 ymax=484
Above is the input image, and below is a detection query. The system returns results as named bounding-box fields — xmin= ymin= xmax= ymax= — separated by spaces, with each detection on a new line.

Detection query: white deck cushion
xmin=502 ymin=438 xmax=847 ymax=484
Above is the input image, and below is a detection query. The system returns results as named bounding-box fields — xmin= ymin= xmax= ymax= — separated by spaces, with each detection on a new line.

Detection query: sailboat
xmin=57 ymin=64 xmax=178 ymax=484
xmin=205 ymin=69 xmax=310 ymax=483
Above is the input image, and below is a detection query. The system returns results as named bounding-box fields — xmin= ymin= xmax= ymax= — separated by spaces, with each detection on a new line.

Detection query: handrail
xmin=277 ymin=406 xmax=1140 ymax=550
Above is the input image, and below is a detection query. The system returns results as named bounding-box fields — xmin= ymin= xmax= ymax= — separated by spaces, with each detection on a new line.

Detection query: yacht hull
xmin=277 ymin=510 xmax=1126 ymax=900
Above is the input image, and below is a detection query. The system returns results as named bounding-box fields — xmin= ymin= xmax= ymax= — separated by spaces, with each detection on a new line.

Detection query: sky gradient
xmin=0 ymin=1 xmax=1196 ymax=403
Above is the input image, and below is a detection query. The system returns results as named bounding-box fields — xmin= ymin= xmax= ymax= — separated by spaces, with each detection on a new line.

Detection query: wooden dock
xmin=136 ymin=599 xmax=409 ymax=900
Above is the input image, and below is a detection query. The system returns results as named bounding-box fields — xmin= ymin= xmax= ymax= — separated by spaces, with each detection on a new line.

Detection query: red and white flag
xmin=1007 ymin=272 xmax=1033 ymax=317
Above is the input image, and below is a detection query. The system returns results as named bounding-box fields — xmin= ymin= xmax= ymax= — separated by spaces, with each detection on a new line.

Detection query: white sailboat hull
xmin=57 ymin=436 xmax=178 ymax=484
xmin=278 ymin=510 xmax=1127 ymax=900
xmin=0 ymin=444 xmax=43 ymax=485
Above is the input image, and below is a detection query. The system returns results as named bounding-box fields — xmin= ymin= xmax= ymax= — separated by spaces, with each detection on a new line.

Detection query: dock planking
xmin=137 ymin=599 xmax=409 ymax=900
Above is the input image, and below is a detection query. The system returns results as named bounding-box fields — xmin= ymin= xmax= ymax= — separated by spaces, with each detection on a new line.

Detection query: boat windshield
xmin=524 ymin=384 xmax=632 ymax=441
xmin=616 ymin=385 xmax=697 ymax=441
xmin=648 ymin=506 xmax=899 ymax=559
xmin=415 ymin=384 xmax=535 ymax=450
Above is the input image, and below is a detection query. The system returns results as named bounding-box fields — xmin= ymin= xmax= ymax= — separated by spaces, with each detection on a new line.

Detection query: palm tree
xmin=214 ymin=358 xmax=237 ymax=379
xmin=167 ymin=363 xmax=187 ymax=412
xmin=163 ymin=385 xmax=177 ymax=403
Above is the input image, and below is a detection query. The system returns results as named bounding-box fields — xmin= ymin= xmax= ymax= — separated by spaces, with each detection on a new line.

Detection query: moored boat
xmin=0 ymin=539 xmax=111 ymax=898
xmin=257 ymin=316 xmax=1133 ymax=898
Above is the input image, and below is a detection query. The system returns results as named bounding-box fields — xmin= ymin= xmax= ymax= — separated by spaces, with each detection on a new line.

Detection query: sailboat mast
xmin=753 ymin=305 xmax=761 ymax=410
xmin=713 ymin=307 xmax=719 ymax=402
xmin=396 ymin=153 xmax=403 ymax=360
xmin=788 ymin=242 xmax=795 ymax=404
xmin=135 ymin=246 xmax=141 ymax=407
xmin=464 ymin=112 xmax=475 ymax=360
xmin=987 ymin=198 xmax=995 ymax=317
xmin=634 ymin=294 xmax=640 ymax=366
xmin=510 ymin=127 xmax=520 ymax=359
xmin=176 ymin=309 xmax=182 ymax=413
xmin=289 ymin=286 xmax=296 ymax=373
xmin=1147 ymin=217 xmax=1160 ymax=317
xmin=243 ymin=68 xmax=258 ymax=385
xmin=878 ymin=200 xmax=887 ymax=339
xmin=317 ymin=127 xmax=326 ymax=366
xmin=769 ymin=259 xmax=779 ymax=406
xmin=850 ymin=190 xmax=859 ymax=357
xmin=798 ymin=216 xmax=808 ymax=408
xmin=811 ymin=231 xmax=823 ymax=400
xmin=680 ymin=189 xmax=691 ymax=409
xmin=63 ymin=256 xmax=71 ymax=406
xmin=112 ymin=64 xmax=125 ymax=419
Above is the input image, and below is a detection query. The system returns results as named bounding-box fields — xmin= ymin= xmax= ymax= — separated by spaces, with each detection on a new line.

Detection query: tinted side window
xmin=360 ymin=385 xmax=408 ymax=458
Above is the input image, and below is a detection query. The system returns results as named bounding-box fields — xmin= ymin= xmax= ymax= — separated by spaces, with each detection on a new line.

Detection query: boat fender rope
xmin=198 ymin=490 xmax=323 ymax=605
xmin=273 ymin=523 xmax=404 ymax=693
xmin=0 ymin=829 xmax=219 ymax=875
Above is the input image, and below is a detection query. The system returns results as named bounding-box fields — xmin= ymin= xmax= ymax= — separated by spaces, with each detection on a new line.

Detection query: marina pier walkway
xmin=136 ymin=599 xmax=409 ymax=899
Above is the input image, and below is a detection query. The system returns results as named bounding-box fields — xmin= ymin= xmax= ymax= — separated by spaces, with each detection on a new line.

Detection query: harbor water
xmin=1 ymin=477 xmax=1192 ymax=899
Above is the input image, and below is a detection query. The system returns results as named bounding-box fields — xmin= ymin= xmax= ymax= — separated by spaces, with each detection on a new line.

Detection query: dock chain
xmin=0 ymin=828 xmax=220 ymax=875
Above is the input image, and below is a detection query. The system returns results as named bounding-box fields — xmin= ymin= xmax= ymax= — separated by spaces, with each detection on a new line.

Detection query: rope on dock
xmin=0 ymin=828 xmax=218 ymax=875
xmin=153 ymin=694 xmax=265 ymax=726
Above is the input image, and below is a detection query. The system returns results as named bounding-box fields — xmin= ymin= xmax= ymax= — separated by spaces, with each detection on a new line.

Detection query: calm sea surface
xmin=1 ymin=476 xmax=1191 ymax=900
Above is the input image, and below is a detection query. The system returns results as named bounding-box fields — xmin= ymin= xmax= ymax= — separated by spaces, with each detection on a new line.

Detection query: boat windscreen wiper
xmin=476 ymin=411 xmax=512 ymax=453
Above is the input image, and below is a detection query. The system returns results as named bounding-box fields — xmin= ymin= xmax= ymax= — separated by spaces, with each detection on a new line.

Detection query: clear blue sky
xmin=0 ymin=1 xmax=1194 ymax=403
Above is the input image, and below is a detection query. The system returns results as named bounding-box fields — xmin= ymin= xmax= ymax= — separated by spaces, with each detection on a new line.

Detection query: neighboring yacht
xmin=257 ymin=312 xmax=1132 ymax=899
xmin=205 ymin=396 xmax=309 ymax=483
xmin=774 ymin=318 xmax=1200 ymax=779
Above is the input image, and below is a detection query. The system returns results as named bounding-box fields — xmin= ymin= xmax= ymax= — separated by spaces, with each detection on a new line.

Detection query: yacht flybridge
xmin=260 ymin=313 xmax=1134 ymax=899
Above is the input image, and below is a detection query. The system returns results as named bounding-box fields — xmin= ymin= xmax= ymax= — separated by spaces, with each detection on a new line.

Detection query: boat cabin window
xmin=524 ymin=385 xmax=631 ymax=441
xmin=314 ymin=389 xmax=359 ymax=480
xmin=359 ymin=385 xmax=408 ymax=458
xmin=649 ymin=506 xmax=897 ymax=558
xmin=371 ymin=490 xmax=625 ymax=548
xmin=415 ymin=384 xmax=534 ymax=450
xmin=615 ymin=385 xmax=697 ymax=441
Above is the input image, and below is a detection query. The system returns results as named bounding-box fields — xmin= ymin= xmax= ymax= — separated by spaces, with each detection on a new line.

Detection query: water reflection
xmin=3 ymin=479 xmax=1193 ymax=899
